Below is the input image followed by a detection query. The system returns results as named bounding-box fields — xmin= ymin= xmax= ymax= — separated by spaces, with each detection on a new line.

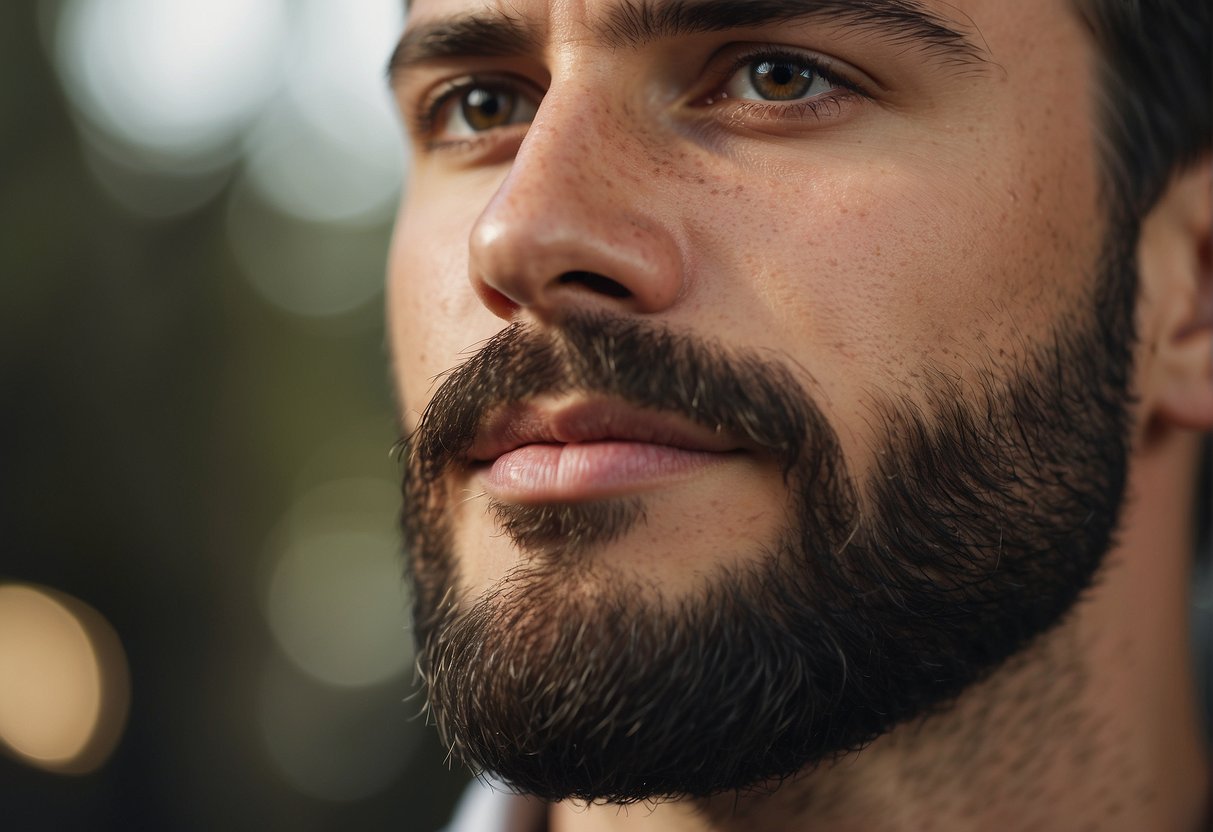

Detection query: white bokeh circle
xmin=52 ymin=0 xmax=288 ymax=163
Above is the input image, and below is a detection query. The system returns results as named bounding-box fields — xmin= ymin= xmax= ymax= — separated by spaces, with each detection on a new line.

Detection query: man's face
xmin=387 ymin=0 xmax=1132 ymax=801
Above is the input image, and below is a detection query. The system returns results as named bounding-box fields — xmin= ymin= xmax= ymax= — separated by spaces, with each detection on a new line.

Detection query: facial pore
xmin=401 ymin=232 xmax=1135 ymax=801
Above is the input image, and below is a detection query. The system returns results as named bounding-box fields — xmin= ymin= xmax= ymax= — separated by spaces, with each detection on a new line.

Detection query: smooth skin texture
xmin=387 ymin=0 xmax=1212 ymax=828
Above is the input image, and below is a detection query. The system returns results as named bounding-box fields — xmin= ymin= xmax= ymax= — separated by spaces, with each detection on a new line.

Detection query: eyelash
xmin=411 ymin=47 xmax=868 ymax=150
xmin=412 ymin=76 xmax=524 ymax=144
xmin=701 ymin=46 xmax=868 ymax=130
xmin=711 ymin=46 xmax=868 ymax=101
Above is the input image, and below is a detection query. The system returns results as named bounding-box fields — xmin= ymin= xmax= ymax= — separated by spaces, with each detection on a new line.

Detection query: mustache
xmin=406 ymin=312 xmax=825 ymax=484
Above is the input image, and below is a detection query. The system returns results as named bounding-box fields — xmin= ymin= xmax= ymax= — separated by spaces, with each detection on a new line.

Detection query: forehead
xmin=398 ymin=0 xmax=1021 ymax=81
xmin=405 ymin=0 xmax=1030 ymax=31
xmin=399 ymin=0 xmax=1083 ymax=74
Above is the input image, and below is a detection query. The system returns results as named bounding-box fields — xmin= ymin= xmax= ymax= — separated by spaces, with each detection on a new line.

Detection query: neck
xmin=551 ymin=432 xmax=1211 ymax=832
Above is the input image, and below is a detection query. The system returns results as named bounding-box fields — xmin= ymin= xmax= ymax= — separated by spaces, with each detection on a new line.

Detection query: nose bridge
xmin=467 ymin=74 xmax=685 ymax=321
xmin=486 ymin=87 xmax=620 ymax=240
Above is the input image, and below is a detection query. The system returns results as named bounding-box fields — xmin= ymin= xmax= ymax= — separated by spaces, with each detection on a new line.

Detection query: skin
xmin=387 ymin=0 xmax=1213 ymax=828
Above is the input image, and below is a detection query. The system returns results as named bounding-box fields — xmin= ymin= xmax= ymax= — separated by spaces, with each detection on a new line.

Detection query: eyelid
xmin=411 ymin=73 xmax=545 ymax=142
xmin=676 ymin=43 xmax=876 ymax=134
xmin=406 ymin=44 xmax=874 ymax=152
xmin=702 ymin=44 xmax=874 ymax=104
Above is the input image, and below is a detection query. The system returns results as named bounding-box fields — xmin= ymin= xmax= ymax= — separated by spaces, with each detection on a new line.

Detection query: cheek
xmin=732 ymin=135 xmax=1097 ymax=380
xmin=669 ymin=111 xmax=1102 ymax=471
xmin=387 ymin=188 xmax=503 ymax=431
xmin=690 ymin=11 xmax=1101 ymax=392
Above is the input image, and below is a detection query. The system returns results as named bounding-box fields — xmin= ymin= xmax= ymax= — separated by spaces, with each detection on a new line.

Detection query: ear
xmin=1137 ymin=157 xmax=1213 ymax=433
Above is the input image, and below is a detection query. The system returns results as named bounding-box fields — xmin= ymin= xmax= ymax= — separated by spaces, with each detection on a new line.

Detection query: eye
xmin=719 ymin=53 xmax=849 ymax=103
xmin=427 ymin=81 xmax=540 ymax=142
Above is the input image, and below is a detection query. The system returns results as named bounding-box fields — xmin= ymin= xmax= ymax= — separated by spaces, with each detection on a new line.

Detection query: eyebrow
xmin=388 ymin=0 xmax=988 ymax=80
xmin=388 ymin=11 xmax=541 ymax=77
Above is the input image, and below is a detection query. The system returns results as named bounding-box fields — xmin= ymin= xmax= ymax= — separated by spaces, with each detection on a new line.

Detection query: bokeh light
xmin=44 ymin=0 xmax=405 ymax=281
xmin=258 ymin=656 xmax=422 ymax=803
xmin=242 ymin=84 xmax=403 ymax=226
xmin=241 ymin=0 xmax=406 ymax=225
xmin=9 ymin=0 xmax=472 ymax=824
xmin=76 ymin=137 xmax=236 ymax=220
xmin=262 ymin=478 xmax=412 ymax=688
xmin=226 ymin=182 xmax=391 ymax=319
xmin=257 ymin=472 xmax=418 ymax=803
xmin=50 ymin=0 xmax=287 ymax=167
xmin=0 ymin=584 xmax=130 ymax=775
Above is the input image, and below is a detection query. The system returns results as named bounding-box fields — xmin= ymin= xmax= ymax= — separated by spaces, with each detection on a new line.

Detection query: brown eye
xmin=461 ymin=86 xmax=517 ymax=131
xmin=428 ymin=80 xmax=540 ymax=142
xmin=749 ymin=60 xmax=816 ymax=101
xmin=718 ymin=52 xmax=844 ymax=105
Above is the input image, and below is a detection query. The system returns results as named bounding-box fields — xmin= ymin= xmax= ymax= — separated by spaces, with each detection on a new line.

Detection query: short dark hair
xmin=1076 ymin=0 xmax=1212 ymax=553
xmin=1077 ymin=0 xmax=1211 ymax=220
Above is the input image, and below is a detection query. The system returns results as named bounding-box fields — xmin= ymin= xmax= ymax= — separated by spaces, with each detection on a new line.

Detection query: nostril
xmin=557 ymin=271 xmax=633 ymax=299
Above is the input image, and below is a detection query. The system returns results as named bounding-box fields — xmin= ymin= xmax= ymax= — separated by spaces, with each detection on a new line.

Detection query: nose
xmin=467 ymin=95 xmax=686 ymax=322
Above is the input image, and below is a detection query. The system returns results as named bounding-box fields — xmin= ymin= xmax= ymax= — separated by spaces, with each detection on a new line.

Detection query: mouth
xmin=466 ymin=398 xmax=747 ymax=503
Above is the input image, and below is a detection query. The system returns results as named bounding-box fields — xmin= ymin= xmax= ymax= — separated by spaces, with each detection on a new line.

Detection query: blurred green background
xmin=0 ymin=1 xmax=469 ymax=828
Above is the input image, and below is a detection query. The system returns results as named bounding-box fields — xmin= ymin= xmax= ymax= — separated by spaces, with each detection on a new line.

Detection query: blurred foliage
xmin=0 ymin=2 xmax=467 ymax=829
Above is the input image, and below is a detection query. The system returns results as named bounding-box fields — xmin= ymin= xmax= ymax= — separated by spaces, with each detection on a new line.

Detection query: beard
xmin=399 ymin=239 xmax=1137 ymax=804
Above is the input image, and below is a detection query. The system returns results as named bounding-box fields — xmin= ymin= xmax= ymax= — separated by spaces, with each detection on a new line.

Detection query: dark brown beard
xmin=488 ymin=498 xmax=646 ymax=559
xmin=399 ymin=233 xmax=1135 ymax=803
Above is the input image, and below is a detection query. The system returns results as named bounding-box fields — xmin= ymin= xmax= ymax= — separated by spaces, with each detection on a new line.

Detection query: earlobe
xmin=1142 ymin=157 xmax=1213 ymax=432
xmin=1154 ymin=332 xmax=1213 ymax=432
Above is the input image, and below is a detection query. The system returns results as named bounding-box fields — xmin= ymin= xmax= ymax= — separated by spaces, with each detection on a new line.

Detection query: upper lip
xmin=467 ymin=398 xmax=745 ymax=463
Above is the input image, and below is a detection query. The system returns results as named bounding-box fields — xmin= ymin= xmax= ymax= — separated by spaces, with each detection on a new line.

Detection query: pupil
xmin=462 ymin=87 xmax=512 ymax=130
xmin=468 ymin=88 xmax=500 ymax=116
xmin=770 ymin=64 xmax=795 ymax=86
xmin=751 ymin=60 xmax=813 ymax=101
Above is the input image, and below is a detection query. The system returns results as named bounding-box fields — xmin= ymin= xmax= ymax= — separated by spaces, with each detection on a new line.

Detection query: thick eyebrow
xmin=388 ymin=0 xmax=988 ymax=81
xmin=388 ymin=11 xmax=541 ymax=80
xmin=600 ymin=0 xmax=987 ymax=64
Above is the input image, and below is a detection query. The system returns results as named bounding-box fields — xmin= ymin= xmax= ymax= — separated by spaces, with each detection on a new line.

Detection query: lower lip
xmin=481 ymin=442 xmax=729 ymax=502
